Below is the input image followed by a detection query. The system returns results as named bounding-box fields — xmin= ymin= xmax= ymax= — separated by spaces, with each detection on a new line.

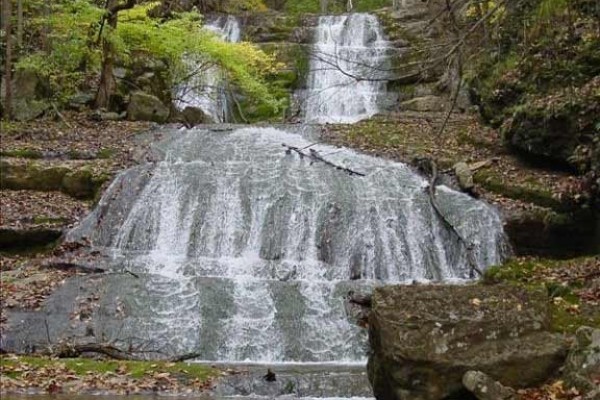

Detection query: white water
xmin=302 ymin=14 xmax=392 ymax=123
xmin=74 ymin=125 xmax=508 ymax=363
xmin=176 ymin=16 xmax=241 ymax=122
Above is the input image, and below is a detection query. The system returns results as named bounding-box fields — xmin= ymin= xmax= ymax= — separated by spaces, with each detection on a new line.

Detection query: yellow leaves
xmin=470 ymin=298 xmax=482 ymax=306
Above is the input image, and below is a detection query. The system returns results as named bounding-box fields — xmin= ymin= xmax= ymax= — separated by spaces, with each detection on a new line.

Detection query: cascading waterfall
xmin=302 ymin=14 xmax=392 ymax=123
xmin=2 ymin=12 xmax=511 ymax=399
xmin=71 ymin=126 xmax=507 ymax=363
xmin=176 ymin=16 xmax=240 ymax=123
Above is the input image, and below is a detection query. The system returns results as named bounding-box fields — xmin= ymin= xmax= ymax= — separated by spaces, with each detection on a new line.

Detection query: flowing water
xmin=4 ymin=12 xmax=510 ymax=400
xmin=176 ymin=16 xmax=241 ymax=122
xmin=52 ymin=124 xmax=506 ymax=366
xmin=301 ymin=14 xmax=394 ymax=123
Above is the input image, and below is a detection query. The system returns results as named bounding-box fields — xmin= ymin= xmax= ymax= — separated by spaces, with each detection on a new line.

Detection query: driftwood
xmin=52 ymin=343 xmax=203 ymax=362
xmin=427 ymin=160 xmax=482 ymax=278
xmin=282 ymin=143 xmax=365 ymax=177
xmin=54 ymin=343 xmax=133 ymax=360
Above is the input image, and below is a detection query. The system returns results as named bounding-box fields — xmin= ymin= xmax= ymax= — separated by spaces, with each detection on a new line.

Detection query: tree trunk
xmin=95 ymin=0 xmax=136 ymax=109
xmin=17 ymin=0 xmax=23 ymax=49
xmin=96 ymin=0 xmax=118 ymax=109
xmin=3 ymin=0 xmax=13 ymax=120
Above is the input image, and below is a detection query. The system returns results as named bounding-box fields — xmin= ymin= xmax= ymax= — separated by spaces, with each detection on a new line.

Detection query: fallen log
xmin=52 ymin=343 xmax=203 ymax=362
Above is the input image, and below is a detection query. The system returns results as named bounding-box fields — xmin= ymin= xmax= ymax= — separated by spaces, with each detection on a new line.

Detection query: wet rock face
xmin=367 ymin=284 xmax=568 ymax=400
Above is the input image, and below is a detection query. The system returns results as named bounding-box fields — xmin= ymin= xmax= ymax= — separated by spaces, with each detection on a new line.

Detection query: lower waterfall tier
xmin=53 ymin=125 xmax=509 ymax=363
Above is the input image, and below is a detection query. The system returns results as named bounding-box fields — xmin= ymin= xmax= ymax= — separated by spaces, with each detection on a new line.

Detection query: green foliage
xmin=223 ymin=0 xmax=268 ymax=12
xmin=13 ymin=0 xmax=283 ymax=115
xmin=15 ymin=0 xmax=104 ymax=101
xmin=282 ymin=0 xmax=389 ymax=14
xmin=469 ymin=0 xmax=600 ymax=204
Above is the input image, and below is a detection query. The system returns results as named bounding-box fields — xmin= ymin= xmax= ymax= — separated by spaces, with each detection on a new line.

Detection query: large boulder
xmin=126 ymin=91 xmax=169 ymax=123
xmin=1 ymin=69 xmax=51 ymax=121
xmin=368 ymin=284 xmax=568 ymax=400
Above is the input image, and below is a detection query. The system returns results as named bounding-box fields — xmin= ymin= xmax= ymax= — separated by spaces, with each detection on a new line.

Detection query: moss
xmin=0 ymin=356 xmax=217 ymax=382
xmin=0 ymin=148 xmax=44 ymax=159
xmin=32 ymin=216 xmax=68 ymax=225
xmin=473 ymin=169 xmax=564 ymax=210
xmin=0 ymin=228 xmax=63 ymax=253
xmin=483 ymin=257 xmax=600 ymax=333
xmin=97 ymin=148 xmax=116 ymax=159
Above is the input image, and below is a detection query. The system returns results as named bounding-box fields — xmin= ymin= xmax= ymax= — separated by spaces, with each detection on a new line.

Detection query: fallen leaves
xmin=0 ymin=355 xmax=218 ymax=396
xmin=518 ymin=380 xmax=584 ymax=400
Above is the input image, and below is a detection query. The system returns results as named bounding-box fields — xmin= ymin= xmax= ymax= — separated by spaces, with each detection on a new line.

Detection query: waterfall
xmin=302 ymin=14 xmax=392 ymax=123
xmin=2 ymin=12 xmax=509 ymax=398
xmin=71 ymin=126 xmax=508 ymax=363
xmin=176 ymin=16 xmax=241 ymax=123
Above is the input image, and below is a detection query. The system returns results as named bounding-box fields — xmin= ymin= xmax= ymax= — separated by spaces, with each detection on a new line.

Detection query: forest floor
xmin=323 ymin=112 xmax=589 ymax=213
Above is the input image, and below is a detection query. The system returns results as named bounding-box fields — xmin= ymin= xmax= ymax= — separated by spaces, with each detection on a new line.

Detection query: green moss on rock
xmin=0 ymin=159 xmax=111 ymax=200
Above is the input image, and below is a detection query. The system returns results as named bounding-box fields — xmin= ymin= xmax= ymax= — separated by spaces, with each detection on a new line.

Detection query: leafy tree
xmin=11 ymin=0 xmax=282 ymax=115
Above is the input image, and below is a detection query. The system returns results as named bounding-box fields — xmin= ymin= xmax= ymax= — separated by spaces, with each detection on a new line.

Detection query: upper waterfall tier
xmin=302 ymin=14 xmax=394 ymax=124
xmin=175 ymin=16 xmax=240 ymax=123
xmin=68 ymin=126 xmax=508 ymax=362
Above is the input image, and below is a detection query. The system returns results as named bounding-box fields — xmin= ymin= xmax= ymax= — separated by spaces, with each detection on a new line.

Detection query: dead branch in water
xmin=282 ymin=143 xmax=365 ymax=177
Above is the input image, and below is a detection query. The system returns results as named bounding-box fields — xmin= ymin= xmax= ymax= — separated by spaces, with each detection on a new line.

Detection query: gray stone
xmin=563 ymin=326 xmax=600 ymax=395
xmin=12 ymin=98 xmax=49 ymax=121
xmin=367 ymin=284 xmax=568 ymax=400
xmin=99 ymin=111 xmax=124 ymax=121
xmin=126 ymin=91 xmax=169 ymax=123
xmin=68 ymin=92 xmax=96 ymax=110
xmin=182 ymin=106 xmax=211 ymax=126
xmin=113 ymin=67 xmax=128 ymax=80
xmin=462 ymin=371 xmax=516 ymax=400
xmin=400 ymin=95 xmax=445 ymax=112
xmin=1 ymin=70 xmax=51 ymax=121
xmin=454 ymin=161 xmax=474 ymax=191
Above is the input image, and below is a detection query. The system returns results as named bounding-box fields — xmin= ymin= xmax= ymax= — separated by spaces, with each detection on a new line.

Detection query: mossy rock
xmin=0 ymin=227 xmax=62 ymax=252
xmin=0 ymin=159 xmax=110 ymax=200
xmin=369 ymin=284 xmax=567 ymax=400
xmin=474 ymin=169 xmax=563 ymax=210
xmin=503 ymin=208 xmax=600 ymax=257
